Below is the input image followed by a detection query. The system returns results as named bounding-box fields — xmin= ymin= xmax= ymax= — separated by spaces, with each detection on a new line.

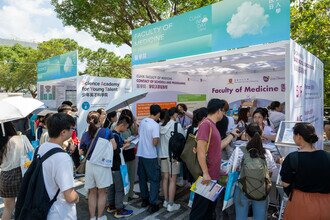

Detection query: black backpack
xmin=168 ymin=122 xmax=186 ymax=163
xmin=15 ymin=147 xmax=65 ymax=220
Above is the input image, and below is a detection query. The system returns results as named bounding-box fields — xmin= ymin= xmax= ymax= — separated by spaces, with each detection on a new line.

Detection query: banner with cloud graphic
xmin=37 ymin=50 xmax=78 ymax=82
xmin=132 ymin=0 xmax=290 ymax=65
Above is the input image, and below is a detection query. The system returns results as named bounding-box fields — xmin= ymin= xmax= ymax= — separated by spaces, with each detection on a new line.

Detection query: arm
xmin=185 ymin=111 xmax=193 ymax=120
xmin=111 ymin=138 xmax=117 ymax=150
xmin=221 ymin=129 xmax=240 ymax=150
xmin=153 ymin=138 xmax=159 ymax=146
xmin=63 ymin=188 xmax=79 ymax=204
xmin=196 ymin=140 xmax=211 ymax=185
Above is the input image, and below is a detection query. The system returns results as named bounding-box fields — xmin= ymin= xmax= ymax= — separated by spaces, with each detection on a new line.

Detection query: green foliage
xmin=51 ymin=0 xmax=220 ymax=47
xmin=291 ymin=0 xmax=330 ymax=106
xmin=0 ymin=39 xmax=132 ymax=97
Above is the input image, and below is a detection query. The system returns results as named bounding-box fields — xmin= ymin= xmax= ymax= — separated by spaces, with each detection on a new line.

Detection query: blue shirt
xmin=80 ymin=128 xmax=114 ymax=160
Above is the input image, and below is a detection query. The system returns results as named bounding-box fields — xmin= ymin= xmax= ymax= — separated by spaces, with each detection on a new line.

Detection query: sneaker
xmin=130 ymin=193 xmax=139 ymax=199
xmin=141 ymin=199 xmax=150 ymax=207
xmin=114 ymin=208 xmax=133 ymax=218
xmin=123 ymin=201 xmax=128 ymax=205
xmin=98 ymin=216 xmax=107 ymax=220
xmin=90 ymin=217 xmax=96 ymax=220
xmin=163 ymin=200 xmax=168 ymax=208
xmin=167 ymin=203 xmax=180 ymax=212
xmin=106 ymin=205 xmax=116 ymax=213
xmin=147 ymin=204 xmax=159 ymax=214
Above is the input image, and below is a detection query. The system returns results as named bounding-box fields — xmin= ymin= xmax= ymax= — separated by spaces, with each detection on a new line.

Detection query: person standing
xmin=280 ymin=123 xmax=330 ymax=219
xmin=268 ymin=101 xmax=285 ymax=132
xmin=189 ymin=99 xmax=238 ymax=220
xmin=0 ymin=122 xmax=33 ymax=220
xmin=137 ymin=104 xmax=161 ymax=213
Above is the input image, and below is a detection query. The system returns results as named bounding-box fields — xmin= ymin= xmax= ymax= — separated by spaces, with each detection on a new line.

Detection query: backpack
xmin=168 ymin=122 xmax=186 ymax=163
xmin=237 ymin=146 xmax=272 ymax=201
xmin=15 ymin=147 xmax=65 ymax=220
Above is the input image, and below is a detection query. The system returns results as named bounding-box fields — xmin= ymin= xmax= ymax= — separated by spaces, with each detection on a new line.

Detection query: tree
xmin=290 ymin=0 xmax=330 ymax=106
xmin=51 ymin=0 xmax=220 ymax=47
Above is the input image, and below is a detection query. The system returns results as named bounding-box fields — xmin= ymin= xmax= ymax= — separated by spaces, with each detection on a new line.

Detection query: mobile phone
xmin=237 ymin=126 xmax=245 ymax=133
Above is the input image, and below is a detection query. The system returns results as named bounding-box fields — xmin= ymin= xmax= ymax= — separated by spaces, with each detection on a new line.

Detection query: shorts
xmin=160 ymin=158 xmax=180 ymax=175
xmin=0 ymin=167 xmax=22 ymax=198
xmin=85 ymin=160 xmax=113 ymax=189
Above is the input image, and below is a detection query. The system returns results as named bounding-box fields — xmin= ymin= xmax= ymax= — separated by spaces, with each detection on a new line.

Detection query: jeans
xmin=123 ymin=159 xmax=136 ymax=202
xmin=234 ymin=186 xmax=268 ymax=220
xmin=137 ymin=157 xmax=160 ymax=205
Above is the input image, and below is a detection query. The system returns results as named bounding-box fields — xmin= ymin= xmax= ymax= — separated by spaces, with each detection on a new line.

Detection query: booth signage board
xmin=132 ymin=0 xmax=290 ymax=65
xmin=37 ymin=78 xmax=77 ymax=109
xmin=207 ymin=71 xmax=286 ymax=108
xmin=289 ymin=40 xmax=324 ymax=148
xmin=37 ymin=51 xmax=78 ymax=82
xmin=76 ymin=75 xmax=132 ymax=137
xmin=132 ymin=70 xmax=207 ymax=119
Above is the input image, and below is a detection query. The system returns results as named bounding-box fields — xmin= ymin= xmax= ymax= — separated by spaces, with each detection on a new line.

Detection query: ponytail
xmin=87 ymin=111 xmax=100 ymax=138
xmin=246 ymin=123 xmax=266 ymax=159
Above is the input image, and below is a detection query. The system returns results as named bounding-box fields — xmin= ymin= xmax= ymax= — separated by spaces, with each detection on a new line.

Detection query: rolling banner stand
xmin=131 ymin=0 xmax=324 ymax=148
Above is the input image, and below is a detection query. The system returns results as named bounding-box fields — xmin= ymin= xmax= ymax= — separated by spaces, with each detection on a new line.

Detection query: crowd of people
xmin=0 ymin=99 xmax=329 ymax=220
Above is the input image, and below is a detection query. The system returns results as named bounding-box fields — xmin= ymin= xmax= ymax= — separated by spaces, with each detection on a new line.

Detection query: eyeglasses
xmin=69 ymin=127 xmax=76 ymax=131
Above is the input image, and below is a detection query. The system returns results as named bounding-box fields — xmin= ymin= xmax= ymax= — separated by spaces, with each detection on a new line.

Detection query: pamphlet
xmin=125 ymin=136 xmax=139 ymax=150
xmin=190 ymin=176 xmax=224 ymax=201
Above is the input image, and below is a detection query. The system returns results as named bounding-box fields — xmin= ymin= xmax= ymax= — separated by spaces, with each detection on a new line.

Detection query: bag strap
xmin=40 ymin=148 xmax=65 ymax=163
xmin=85 ymin=128 xmax=101 ymax=159
xmin=174 ymin=122 xmax=178 ymax=134
xmin=119 ymin=148 xmax=125 ymax=165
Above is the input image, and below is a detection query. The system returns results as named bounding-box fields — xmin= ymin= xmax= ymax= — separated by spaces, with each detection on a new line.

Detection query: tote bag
xmin=20 ymin=135 xmax=34 ymax=176
xmin=119 ymin=149 xmax=130 ymax=195
xmin=89 ymin=129 xmax=114 ymax=168
xmin=222 ymin=148 xmax=240 ymax=210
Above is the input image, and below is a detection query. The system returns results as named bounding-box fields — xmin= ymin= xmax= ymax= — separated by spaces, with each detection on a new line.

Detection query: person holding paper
xmin=189 ymin=99 xmax=239 ymax=220
xmin=280 ymin=123 xmax=330 ymax=219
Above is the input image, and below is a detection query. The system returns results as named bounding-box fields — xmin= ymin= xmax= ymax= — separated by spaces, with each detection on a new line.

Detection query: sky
xmin=0 ymin=0 xmax=131 ymax=57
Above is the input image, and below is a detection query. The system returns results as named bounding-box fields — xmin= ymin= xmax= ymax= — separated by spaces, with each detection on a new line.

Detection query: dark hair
xmin=116 ymin=115 xmax=130 ymax=127
xmin=192 ymin=107 xmax=208 ymax=128
xmin=245 ymin=123 xmax=266 ymax=159
xmin=253 ymin=108 xmax=271 ymax=126
xmin=293 ymin=123 xmax=319 ymax=144
xmin=216 ymin=116 xmax=229 ymax=139
xmin=237 ymin=107 xmax=250 ymax=124
xmin=71 ymin=105 xmax=78 ymax=112
xmin=47 ymin=113 xmax=75 ymax=138
xmin=44 ymin=113 xmax=54 ymax=126
xmin=177 ymin=103 xmax=188 ymax=112
xmin=0 ymin=122 xmax=17 ymax=165
xmin=269 ymin=101 xmax=281 ymax=110
xmin=207 ymin=99 xmax=227 ymax=114
xmin=119 ymin=109 xmax=133 ymax=128
xmin=87 ymin=111 xmax=100 ymax=138
xmin=103 ymin=111 xmax=117 ymax=128
xmin=162 ymin=107 xmax=178 ymax=126
xmin=97 ymin=108 xmax=106 ymax=115
xmin=160 ymin=109 xmax=168 ymax=122
xmin=62 ymin=101 xmax=73 ymax=106
xmin=57 ymin=104 xmax=72 ymax=113
xmin=150 ymin=104 xmax=161 ymax=116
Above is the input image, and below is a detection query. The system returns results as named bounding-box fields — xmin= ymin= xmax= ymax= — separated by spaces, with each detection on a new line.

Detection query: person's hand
xmin=278 ymin=157 xmax=285 ymax=165
xmin=122 ymin=142 xmax=131 ymax=149
xmin=230 ymin=128 xmax=241 ymax=138
xmin=202 ymin=173 xmax=211 ymax=185
xmin=74 ymin=195 xmax=79 ymax=203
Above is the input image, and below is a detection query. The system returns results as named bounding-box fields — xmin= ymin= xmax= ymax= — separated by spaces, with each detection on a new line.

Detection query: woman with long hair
xmin=236 ymin=107 xmax=250 ymax=131
xmin=251 ymin=108 xmax=276 ymax=142
xmin=79 ymin=111 xmax=117 ymax=220
xmin=158 ymin=107 xmax=185 ymax=212
xmin=227 ymin=123 xmax=276 ymax=220
xmin=0 ymin=122 xmax=33 ymax=220
xmin=280 ymin=123 xmax=330 ymax=219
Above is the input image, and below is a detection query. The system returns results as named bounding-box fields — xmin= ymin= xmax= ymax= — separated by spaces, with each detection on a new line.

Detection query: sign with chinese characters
xmin=76 ymin=75 xmax=132 ymax=137
xmin=289 ymin=40 xmax=324 ymax=149
xmin=132 ymin=0 xmax=290 ymax=65
xmin=37 ymin=51 xmax=78 ymax=82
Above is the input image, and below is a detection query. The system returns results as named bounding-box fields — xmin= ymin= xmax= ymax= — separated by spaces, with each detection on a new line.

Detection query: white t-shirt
xmin=38 ymin=142 xmax=77 ymax=220
xmin=137 ymin=117 xmax=160 ymax=159
xmin=269 ymin=110 xmax=285 ymax=132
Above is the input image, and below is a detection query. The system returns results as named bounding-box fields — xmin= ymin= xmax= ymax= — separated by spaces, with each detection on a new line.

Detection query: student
xmin=107 ymin=117 xmax=134 ymax=218
xmin=280 ymin=123 xmax=330 ymax=219
xmin=0 ymin=122 xmax=33 ymax=220
xmin=103 ymin=111 xmax=118 ymax=129
xmin=80 ymin=111 xmax=116 ymax=220
xmin=158 ymin=107 xmax=185 ymax=212
xmin=227 ymin=123 xmax=276 ymax=220
xmin=37 ymin=113 xmax=80 ymax=219
xmin=137 ymin=104 xmax=161 ymax=213
xmin=189 ymin=99 xmax=239 ymax=220
xmin=268 ymin=101 xmax=285 ymax=132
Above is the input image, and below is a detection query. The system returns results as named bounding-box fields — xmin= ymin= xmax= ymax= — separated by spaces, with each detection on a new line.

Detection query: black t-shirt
xmin=112 ymin=131 xmax=123 ymax=171
xmin=280 ymin=150 xmax=330 ymax=194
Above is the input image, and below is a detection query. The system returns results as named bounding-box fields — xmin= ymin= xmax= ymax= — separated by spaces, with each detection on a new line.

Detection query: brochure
xmin=190 ymin=176 xmax=224 ymax=202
